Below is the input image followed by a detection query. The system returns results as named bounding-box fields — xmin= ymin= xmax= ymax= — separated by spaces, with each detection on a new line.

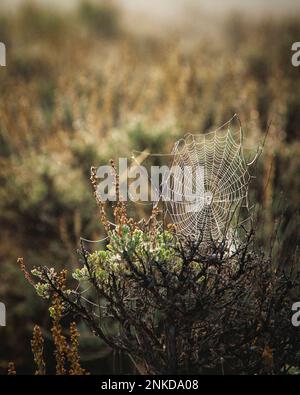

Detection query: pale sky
xmin=1 ymin=0 xmax=300 ymax=17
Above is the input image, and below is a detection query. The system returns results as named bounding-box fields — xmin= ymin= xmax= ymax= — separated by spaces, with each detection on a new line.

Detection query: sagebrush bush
xmin=18 ymin=167 xmax=300 ymax=375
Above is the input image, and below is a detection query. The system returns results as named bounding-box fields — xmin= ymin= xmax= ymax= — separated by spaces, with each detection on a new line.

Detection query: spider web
xmin=162 ymin=115 xmax=251 ymax=242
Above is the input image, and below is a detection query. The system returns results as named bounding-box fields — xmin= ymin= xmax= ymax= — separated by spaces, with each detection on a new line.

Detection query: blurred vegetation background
xmin=0 ymin=0 xmax=300 ymax=374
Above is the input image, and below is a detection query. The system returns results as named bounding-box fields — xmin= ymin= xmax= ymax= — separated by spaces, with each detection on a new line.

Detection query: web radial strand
xmin=165 ymin=120 xmax=250 ymax=241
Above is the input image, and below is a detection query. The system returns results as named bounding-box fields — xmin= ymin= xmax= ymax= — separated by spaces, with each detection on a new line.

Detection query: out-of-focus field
xmin=0 ymin=0 xmax=300 ymax=374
